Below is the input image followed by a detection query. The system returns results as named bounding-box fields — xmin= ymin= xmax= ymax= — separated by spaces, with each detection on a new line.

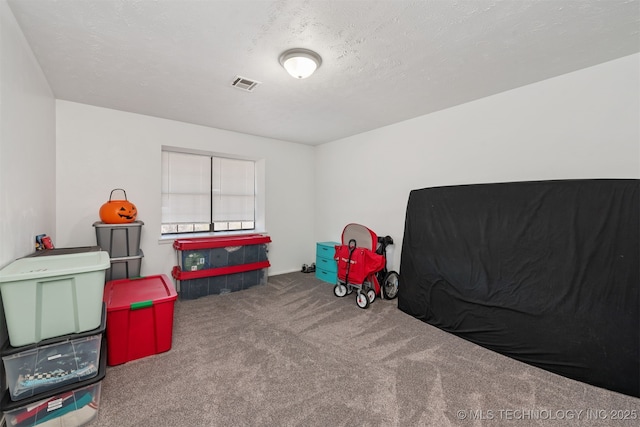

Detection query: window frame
xmin=161 ymin=146 xmax=265 ymax=238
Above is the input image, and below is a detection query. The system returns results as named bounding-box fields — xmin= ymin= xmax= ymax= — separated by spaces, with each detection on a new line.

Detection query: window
xmin=161 ymin=150 xmax=256 ymax=235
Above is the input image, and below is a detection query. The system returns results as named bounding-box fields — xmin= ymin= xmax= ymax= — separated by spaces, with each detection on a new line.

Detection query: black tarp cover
xmin=398 ymin=179 xmax=639 ymax=397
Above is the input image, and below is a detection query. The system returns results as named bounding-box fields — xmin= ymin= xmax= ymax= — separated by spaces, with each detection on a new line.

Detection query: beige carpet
xmin=94 ymin=272 xmax=639 ymax=426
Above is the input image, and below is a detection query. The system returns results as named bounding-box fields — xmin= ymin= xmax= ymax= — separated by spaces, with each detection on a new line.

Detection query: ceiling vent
xmin=231 ymin=76 xmax=260 ymax=92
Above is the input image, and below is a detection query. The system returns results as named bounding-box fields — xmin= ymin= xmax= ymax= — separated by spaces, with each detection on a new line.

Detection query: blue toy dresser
xmin=315 ymin=242 xmax=339 ymax=284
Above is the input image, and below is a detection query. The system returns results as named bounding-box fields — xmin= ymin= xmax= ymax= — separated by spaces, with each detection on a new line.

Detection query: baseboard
xmin=268 ymin=268 xmax=303 ymax=276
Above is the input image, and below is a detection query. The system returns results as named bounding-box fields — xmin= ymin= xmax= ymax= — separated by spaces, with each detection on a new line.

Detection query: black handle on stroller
xmin=376 ymin=235 xmax=393 ymax=255
xmin=345 ymin=239 xmax=357 ymax=285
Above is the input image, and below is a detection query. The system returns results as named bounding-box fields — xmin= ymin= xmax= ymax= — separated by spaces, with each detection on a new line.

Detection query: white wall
xmin=3 ymin=0 xmax=638 ymax=293
xmin=315 ymin=54 xmax=640 ymax=271
xmin=55 ymin=101 xmax=315 ymax=278
xmin=0 ymin=0 xmax=56 ymax=343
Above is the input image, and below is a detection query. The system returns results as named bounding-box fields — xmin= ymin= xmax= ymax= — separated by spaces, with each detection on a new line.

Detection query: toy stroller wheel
xmin=382 ymin=271 xmax=399 ymax=300
xmin=367 ymin=289 xmax=376 ymax=304
xmin=356 ymin=291 xmax=370 ymax=309
xmin=334 ymin=283 xmax=348 ymax=297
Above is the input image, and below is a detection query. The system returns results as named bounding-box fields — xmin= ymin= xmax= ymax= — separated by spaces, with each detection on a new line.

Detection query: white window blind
xmin=161 ymin=150 xmax=256 ymax=234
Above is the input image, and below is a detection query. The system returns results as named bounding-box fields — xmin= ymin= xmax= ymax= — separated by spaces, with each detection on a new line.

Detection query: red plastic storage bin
xmin=103 ymin=274 xmax=177 ymax=366
xmin=173 ymin=233 xmax=271 ymax=271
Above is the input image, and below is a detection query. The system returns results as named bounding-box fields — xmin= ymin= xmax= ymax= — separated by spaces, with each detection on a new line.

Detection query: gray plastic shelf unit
xmin=93 ymin=221 xmax=143 ymax=258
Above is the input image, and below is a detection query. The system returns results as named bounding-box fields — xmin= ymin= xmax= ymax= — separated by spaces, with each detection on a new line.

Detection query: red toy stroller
xmin=333 ymin=223 xmax=399 ymax=309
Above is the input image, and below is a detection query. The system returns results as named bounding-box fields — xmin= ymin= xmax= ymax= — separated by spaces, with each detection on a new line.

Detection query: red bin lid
xmin=103 ymin=274 xmax=177 ymax=311
xmin=173 ymin=234 xmax=271 ymax=250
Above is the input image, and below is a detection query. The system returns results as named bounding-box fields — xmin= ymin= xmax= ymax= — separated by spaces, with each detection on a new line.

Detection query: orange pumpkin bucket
xmin=99 ymin=188 xmax=138 ymax=224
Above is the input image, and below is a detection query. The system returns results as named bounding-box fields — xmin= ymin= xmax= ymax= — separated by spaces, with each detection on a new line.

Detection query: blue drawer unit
xmin=315 ymin=242 xmax=339 ymax=284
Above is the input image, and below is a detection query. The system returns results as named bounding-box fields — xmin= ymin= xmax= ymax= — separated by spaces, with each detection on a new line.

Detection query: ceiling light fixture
xmin=279 ymin=48 xmax=322 ymax=79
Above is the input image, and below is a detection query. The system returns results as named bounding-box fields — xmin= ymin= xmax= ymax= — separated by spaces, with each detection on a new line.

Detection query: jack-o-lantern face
xmin=117 ymin=204 xmax=137 ymax=220
xmin=99 ymin=189 xmax=138 ymax=224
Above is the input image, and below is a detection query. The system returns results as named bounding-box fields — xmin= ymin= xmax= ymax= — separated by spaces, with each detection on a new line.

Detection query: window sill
xmin=158 ymin=229 xmax=267 ymax=245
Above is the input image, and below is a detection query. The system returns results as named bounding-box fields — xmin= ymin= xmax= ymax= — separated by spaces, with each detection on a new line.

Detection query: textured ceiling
xmin=7 ymin=0 xmax=640 ymax=145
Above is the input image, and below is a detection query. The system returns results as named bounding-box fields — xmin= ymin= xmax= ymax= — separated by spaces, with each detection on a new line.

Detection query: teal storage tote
xmin=0 ymin=251 xmax=110 ymax=347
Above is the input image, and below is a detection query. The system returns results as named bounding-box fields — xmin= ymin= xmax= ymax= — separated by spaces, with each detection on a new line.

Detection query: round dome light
xmin=279 ymin=48 xmax=322 ymax=79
